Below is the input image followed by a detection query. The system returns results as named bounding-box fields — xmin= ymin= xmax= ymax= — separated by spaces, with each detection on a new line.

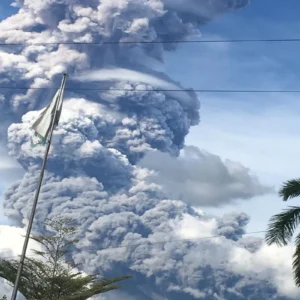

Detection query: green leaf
xmin=293 ymin=233 xmax=300 ymax=287
xmin=265 ymin=206 xmax=300 ymax=246
xmin=279 ymin=179 xmax=300 ymax=201
xmin=0 ymin=216 xmax=131 ymax=299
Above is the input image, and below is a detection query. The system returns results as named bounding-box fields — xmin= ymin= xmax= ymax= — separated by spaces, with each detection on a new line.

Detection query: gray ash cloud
xmin=1 ymin=0 xmax=298 ymax=299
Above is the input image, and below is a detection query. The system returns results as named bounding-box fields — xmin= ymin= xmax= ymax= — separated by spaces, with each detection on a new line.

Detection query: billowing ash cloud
xmin=3 ymin=100 xmax=298 ymax=300
xmin=138 ymin=146 xmax=273 ymax=207
xmin=1 ymin=0 xmax=298 ymax=299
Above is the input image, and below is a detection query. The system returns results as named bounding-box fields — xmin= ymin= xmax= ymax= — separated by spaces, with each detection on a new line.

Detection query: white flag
xmin=31 ymin=86 xmax=65 ymax=146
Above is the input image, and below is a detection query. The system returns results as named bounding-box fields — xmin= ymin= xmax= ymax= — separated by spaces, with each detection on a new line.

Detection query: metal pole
xmin=10 ymin=74 xmax=68 ymax=300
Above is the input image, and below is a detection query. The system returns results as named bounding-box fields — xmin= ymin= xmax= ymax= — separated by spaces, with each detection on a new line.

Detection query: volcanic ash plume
xmin=1 ymin=0 xmax=298 ymax=299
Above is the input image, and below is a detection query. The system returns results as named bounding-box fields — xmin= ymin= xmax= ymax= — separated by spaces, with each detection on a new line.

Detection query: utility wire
xmin=0 ymin=86 xmax=300 ymax=93
xmin=0 ymin=230 xmax=266 ymax=260
xmin=1 ymin=38 xmax=300 ymax=46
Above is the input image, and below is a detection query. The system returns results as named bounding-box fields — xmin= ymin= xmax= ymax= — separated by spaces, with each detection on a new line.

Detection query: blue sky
xmin=165 ymin=0 xmax=300 ymax=233
xmin=1 ymin=0 xmax=300 ymax=233
xmin=0 ymin=1 xmax=17 ymax=20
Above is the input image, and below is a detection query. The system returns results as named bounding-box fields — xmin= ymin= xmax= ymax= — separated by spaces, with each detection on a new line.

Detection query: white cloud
xmin=139 ymin=146 xmax=272 ymax=207
xmin=0 ymin=225 xmax=41 ymax=299
xmin=0 ymin=145 xmax=24 ymax=223
xmin=78 ymin=140 xmax=103 ymax=157
xmin=0 ymin=225 xmax=39 ymax=258
xmin=170 ymin=213 xmax=218 ymax=239
xmin=229 ymin=243 xmax=299 ymax=298
xmin=75 ymin=68 xmax=178 ymax=89
xmin=74 ymin=68 xmax=195 ymax=103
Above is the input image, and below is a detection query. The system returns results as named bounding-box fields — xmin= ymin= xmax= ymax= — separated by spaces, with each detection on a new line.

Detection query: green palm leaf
xmin=293 ymin=233 xmax=300 ymax=287
xmin=279 ymin=179 xmax=300 ymax=201
xmin=265 ymin=206 xmax=300 ymax=246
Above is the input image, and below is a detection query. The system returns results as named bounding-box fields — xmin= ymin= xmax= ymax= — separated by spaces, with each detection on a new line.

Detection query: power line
xmin=1 ymin=38 xmax=300 ymax=46
xmin=0 ymin=86 xmax=300 ymax=93
xmin=0 ymin=230 xmax=266 ymax=259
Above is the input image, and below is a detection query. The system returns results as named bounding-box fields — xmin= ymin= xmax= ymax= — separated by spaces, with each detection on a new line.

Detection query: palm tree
xmin=265 ymin=179 xmax=300 ymax=286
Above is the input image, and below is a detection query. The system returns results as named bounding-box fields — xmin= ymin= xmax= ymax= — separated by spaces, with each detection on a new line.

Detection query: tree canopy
xmin=0 ymin=217 xmax=132 ymax=300
xmin=265 ymin=178 xmax=300 ymax=286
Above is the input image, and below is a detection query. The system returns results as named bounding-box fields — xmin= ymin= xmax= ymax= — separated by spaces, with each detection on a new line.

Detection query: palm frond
xmin=293 ymin=233 xmax=300 ymax=287
xmin=265 ymin=206 xmax=300 ymax=246
xmin=279 ymin=179 xmax=300 ymax=201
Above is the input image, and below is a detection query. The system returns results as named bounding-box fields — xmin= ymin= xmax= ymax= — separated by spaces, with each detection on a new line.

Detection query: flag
xmin=31 ymin=86 xmax=65 ymax=146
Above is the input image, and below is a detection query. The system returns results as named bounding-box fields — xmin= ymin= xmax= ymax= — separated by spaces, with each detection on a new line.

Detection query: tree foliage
xmin=0 ymin=217 xmax=131 ymax=299
xmin=265 ymin=179 xmax=300 ymax=287
xmin=279 ymin=179 xmax=300 ymax=201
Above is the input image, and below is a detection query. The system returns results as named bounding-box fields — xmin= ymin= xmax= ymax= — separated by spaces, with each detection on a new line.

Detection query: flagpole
xmin=10 ymin=73 xmax=68 ymax=300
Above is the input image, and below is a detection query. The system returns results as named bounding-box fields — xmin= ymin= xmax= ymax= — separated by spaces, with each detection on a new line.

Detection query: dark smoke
xmin=1 ymin=0 xmax=298 ymax=299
